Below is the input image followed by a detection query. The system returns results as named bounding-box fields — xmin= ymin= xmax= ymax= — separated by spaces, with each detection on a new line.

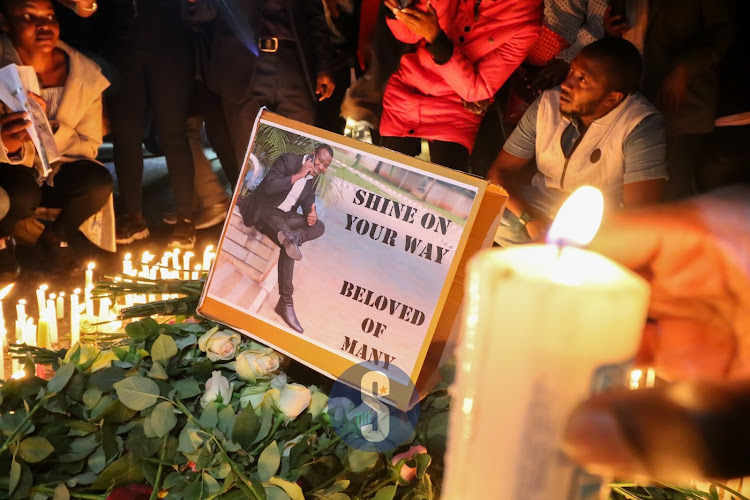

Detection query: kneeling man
xmin=488 ymin=38 xmax=667 ymax=244
xmin=240 ymin=144 xmax=334 ymax=333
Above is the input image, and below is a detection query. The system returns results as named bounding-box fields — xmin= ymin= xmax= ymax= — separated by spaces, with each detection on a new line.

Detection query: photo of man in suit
xmin=239 ymin=143 xmax=334 ymax=333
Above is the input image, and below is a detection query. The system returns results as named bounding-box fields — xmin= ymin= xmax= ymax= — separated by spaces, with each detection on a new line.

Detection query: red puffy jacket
xmin=380 ymin=0 xmax=542 ymax=152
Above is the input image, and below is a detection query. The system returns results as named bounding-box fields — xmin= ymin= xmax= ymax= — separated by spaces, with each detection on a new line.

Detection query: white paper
xmin=0 ymin=64 xmax=60 ymax=178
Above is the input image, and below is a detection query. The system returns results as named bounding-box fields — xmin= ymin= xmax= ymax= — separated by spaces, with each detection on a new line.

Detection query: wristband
xmin=78 ymin=1 xmax=97 ymax=12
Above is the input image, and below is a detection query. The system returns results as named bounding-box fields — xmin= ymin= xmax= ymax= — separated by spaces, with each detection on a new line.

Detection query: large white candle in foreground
xmin=443 ymin=187 xmax=651 ymax=500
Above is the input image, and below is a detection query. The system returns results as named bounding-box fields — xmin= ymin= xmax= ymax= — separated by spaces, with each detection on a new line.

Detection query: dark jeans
xmin=0 ymin=160 xmax=113 ymax=240
xmin=380 ymin=135 xmax=470 ymax=172
xmin=254 ymin=207 xmax=325 ymax=304
xmin=222 ymin=44 xmax=315 ymax=170
xmin=191 ymin=81 xmax=239 ymax=187
xmin=107 ymin=41 xmax=195 ymax=218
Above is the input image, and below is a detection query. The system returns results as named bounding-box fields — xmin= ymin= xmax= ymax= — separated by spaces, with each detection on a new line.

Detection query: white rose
xmin=235 ymin=349 xmax=280 ymax=382
xmin=201 ymin=371 xmax=232 ymax=407
xmin=269 ymin=375 xmax=311 ymax=420
xmin=198 ymin=328 xmax=241 ymax=361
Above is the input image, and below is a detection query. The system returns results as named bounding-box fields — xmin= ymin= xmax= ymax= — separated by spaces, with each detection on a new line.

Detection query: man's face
xmin=559 ymin=54 xmax=614 ymax=121
xmin=2 ymin=0 xmax=60 ymax=55
xmin=311 ymin=149 xmax=333 ymax=176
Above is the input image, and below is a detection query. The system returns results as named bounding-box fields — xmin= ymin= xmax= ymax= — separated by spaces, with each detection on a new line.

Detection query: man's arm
xmin=260 ymin=154 xmax=305 ymax=196
xmin=622 ymin=112 xmax=668 ymax=207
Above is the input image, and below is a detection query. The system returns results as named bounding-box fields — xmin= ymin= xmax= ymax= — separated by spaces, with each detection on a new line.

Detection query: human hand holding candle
xmin=564 ymin=186 xmax=750 ymax=482
xmin=443 ymin=186 xmax=651 ymax=500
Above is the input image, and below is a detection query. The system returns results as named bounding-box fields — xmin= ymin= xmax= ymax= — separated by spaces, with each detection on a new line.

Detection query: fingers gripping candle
xmin=443 ymin=187 xmax=651 ymax=500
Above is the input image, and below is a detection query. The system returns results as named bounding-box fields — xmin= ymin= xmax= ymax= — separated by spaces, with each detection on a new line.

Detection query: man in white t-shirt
xmin=239 ymin=144 xmax=334 ymax=333
xmin=488 ymin=38 xmax=667 ymax=244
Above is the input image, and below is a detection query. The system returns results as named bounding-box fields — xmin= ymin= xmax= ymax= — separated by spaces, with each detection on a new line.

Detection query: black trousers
xmin=254 ymin=207 xmax=325 ymax=304
xmin=222 ymin=45 xmax=315 ymax=169
xmin=190 ymin=81 xmax=240 ymax=187
xmin=0 ymin=160 xmax=113 ymax=240
xmin=380 ymin=135 xmax=470 ymax=172
xmin=107 ymin=41 xmax=195 ymax=218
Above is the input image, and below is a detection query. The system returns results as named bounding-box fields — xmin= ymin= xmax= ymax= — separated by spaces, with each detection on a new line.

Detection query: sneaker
xmin=194 ymin=202 xmax=230 ymax=230
xmin=0 ymin=237 xmax=20 ymax=282
xmin=169 ymin=219 xmax=196 ymax=249
xmin=116 ymin=215 xmax=150 ymax=245
xmin=163 ymin=202 xmax=229 ymax=230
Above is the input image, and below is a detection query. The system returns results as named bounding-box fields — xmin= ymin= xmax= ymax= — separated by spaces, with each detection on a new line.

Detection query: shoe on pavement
xmin=274 ymin=299 xmax=304 ymax=333
xmin=0 ymin=237 xmax=20 ymax=282
xmin=116 ymin=215 xmax=150 ymax=245
xmin=194 ymin=202 xmax=230 ymax=230
xmin=163 ymin=202 xmax=229 ymax=230
xmin=277 ymin=231 xmax=302 ymax=261
xmin=169 ymin=219 xmax=196 ymax=249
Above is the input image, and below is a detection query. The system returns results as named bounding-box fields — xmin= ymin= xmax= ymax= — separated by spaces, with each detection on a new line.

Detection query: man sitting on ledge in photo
xmin=487 ymin=38 xmax=667 ymax=245
xmin=239 ymin=143 xmax=334 ymax=333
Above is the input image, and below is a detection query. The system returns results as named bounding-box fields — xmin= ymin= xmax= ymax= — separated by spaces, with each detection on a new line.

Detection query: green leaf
xmin=151 ymin=334 xmax=179 ymax=365
xmin=200 ymin=404 xmax=219 ymax=429
xmin=53 ymin=482 xmax=70 ymax=500
xmin=47 ymin=363 xmax=76 ymax=393
xmin=89 ymin=367 xmax=128 ymax=392
xmin=177 ymin=423 xmax=203 ymax=454
xmin=173 ymin=379 xmax=202 ymax=399
xmin=89 ymin=394 xmax=116 ymax=421
xmin=126 ymin=425 xmax=162 ymax=460
xmin=9 ymin=458 xmax=20 ymax=495
xmin=151 ymin=401 xmax=177 ymax=438
xmin=232 ymin=405 xmax=261 ymax=449
xmin=82 ymin=387 xmax=103 ymax=409
xmin=125 ymin=317 xmax=160 ymax=341
xmin=345 ymin=449 xmax=379 ymax=473
xmin=264 ymin=485 xmax=292 ymax=500
xmin=254 ymin=402 xmax=275 ymax=444
xmin=217 ymin=405 xmax=236 ymax=437
xmin=203 ymin=472 xmax=221 ymax=496
xmin=113 ymin=375 xmax=160 ymax=411
xmin=19 ymin=436 xmax=55 ymax=463
xmin=373 ymin=485 xmax=397 ymax=500
xmin=415 ymin=452 xmax=431 ymax=480
xmin=258 ymin=441 xmax=281 ymax=482
xmin=175 ymin=333 xmax=198 ymax=350
xmin=148 ymin=361 xmax=169 ymax=380
xmin=267 ymin=477 xmax=304 ymax=500
xmin=87 ymin=446 xmax=107 ymax=474
xmin=91 ymin=454 xmax=145 ymax=490
xmin=323 ymin=480 xmax=350 ymax=495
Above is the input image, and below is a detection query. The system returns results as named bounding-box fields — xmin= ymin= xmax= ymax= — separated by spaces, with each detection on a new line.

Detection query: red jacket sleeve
xmin=431 ymin=23 xmax=540 ymax=102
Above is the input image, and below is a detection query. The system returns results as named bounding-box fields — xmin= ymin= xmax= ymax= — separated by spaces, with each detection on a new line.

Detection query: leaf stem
xmin=149 ymin=434 xmax=169 ymax=500
xmin=173 ymin=397 xmax=264 ymax=500
xmin=31 ymin=486 xmax=106 ymax=499
xmin=0 ymin=393 xmax=53 ymax=456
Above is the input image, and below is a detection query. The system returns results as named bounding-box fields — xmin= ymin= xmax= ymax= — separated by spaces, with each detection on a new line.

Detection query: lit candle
xmin=98 ymin=297 xmax=111 ymax=321
xmin=16 ymin=299 xmax=26 ymax=324
xmin=70 ymin=289 xmax=80 ymax=315
xmin=36 ymin=284 xmax=47 ymax=318
xmin=70 ymin=289 xmax=81 ymax=346
xmin=141 ymin=251 xmax=153 ymax=276
xmin=122 ymin=253 xmax=133 ymax=275
xmin=160 ymin=251 xmax=170 ymax=268
xmin=171 ymin=248 xmax=181 ymax=269
xmin=202 ymin=245 xmax=214 ymax=270
xmin=0 ymin=284 xmax=10 ymax=381
xmin=0 ymin=283 xmax=13 ymax=334
xmin=85 ymin=263 xmax=95 ymax=317
xmin=46 ymin=296 xmax=58 ymax=345
xmin=182 ymin=251 xmax=193 ymax=279
xmin=56 ymin=292 xmax=65 ymax=319
xmin=37 ymin=316 xmax=49 ymax=349
xmin=443 ymin=187 xmax=651 ymax=500
xmin=192 ymin=264 xmax=202 ymax=280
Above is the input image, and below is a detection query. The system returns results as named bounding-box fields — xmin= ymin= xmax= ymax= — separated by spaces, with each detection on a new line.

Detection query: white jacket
xmin=0 ymin=36 xmax=110 ymax=167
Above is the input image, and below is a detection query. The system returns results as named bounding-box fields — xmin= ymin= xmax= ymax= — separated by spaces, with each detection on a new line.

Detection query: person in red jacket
xmin=380 ymin=0 xmax=542 ymax=172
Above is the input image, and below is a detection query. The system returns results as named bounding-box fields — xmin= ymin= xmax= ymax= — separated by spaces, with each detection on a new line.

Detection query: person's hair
xmin=579 ymin=38 xmax=643 ymax=95
xmin=315 ymin=143 xmax=334 ymax=157
xmin=0 ymin=0 xmax=55 ymax=17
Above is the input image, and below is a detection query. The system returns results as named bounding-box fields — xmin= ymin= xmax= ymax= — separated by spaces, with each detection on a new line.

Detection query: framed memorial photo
xmin=198 ymin=111 xmax=506 ymax=408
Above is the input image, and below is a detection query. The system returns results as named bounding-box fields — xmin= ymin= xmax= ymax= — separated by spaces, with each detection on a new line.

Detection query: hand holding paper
xmin=0 ymin=111 xmax=30 ymax=154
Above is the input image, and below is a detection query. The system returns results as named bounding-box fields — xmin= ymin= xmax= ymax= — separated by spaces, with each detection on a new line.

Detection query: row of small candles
xmin=0 ymin=245 xmax=217 ymax=381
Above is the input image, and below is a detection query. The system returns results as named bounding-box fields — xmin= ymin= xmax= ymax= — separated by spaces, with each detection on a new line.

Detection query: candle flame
xmin=87 ymin=262 xmax=96 ymax=270
xmin=205 ymin=245 xmax=214 ymax=251
xmin=59 ymin=292 xmax=65 ymax=297
xmin=0 ymin=283 xmax=13 ymax=300
xmin=124 ymin=253 xmax=131 ymax=260
xmin=629 ymin=369 xmax=643 ymax=390
xmin=73 ymin=288 xmax=81 ymax=294
xmin=184 ymin=251 xmax=194 ymax=258
xmin=18 ymin=299 xmax=26 ymax=305
xmin=11 ymin=370 xmax=25 ymax=379
xmin=173 ymin=248 xmax=181 ymax=255
xmin=39 ymin=284 xmax=48 ymax=291
xmin=547 ymin=186 xmax=604 ymax=247
xmin=194 ymin=265 xmax=202 ymax=271
xmin=49 ymin=293 xmax=56 ymax=299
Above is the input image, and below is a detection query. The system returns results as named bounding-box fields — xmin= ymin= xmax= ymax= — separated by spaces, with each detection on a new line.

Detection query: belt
xmin=258 ymin=37 xmax=296 ymax=53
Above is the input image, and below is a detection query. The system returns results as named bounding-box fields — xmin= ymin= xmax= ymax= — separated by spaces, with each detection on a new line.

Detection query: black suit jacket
xmin=240 ymin=153 xmax=317 ymax=227
xmin=205 ymin=0 xmax=334 ymax=104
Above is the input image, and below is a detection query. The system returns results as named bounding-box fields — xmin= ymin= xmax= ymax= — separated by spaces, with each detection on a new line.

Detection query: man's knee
xmin=84 ymin=164 xmax=114 ymax=208
xmin=9 ymin=170 xmax=42 ymax=216
xmin=308 ymin=219 xmax=325 ymax=240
